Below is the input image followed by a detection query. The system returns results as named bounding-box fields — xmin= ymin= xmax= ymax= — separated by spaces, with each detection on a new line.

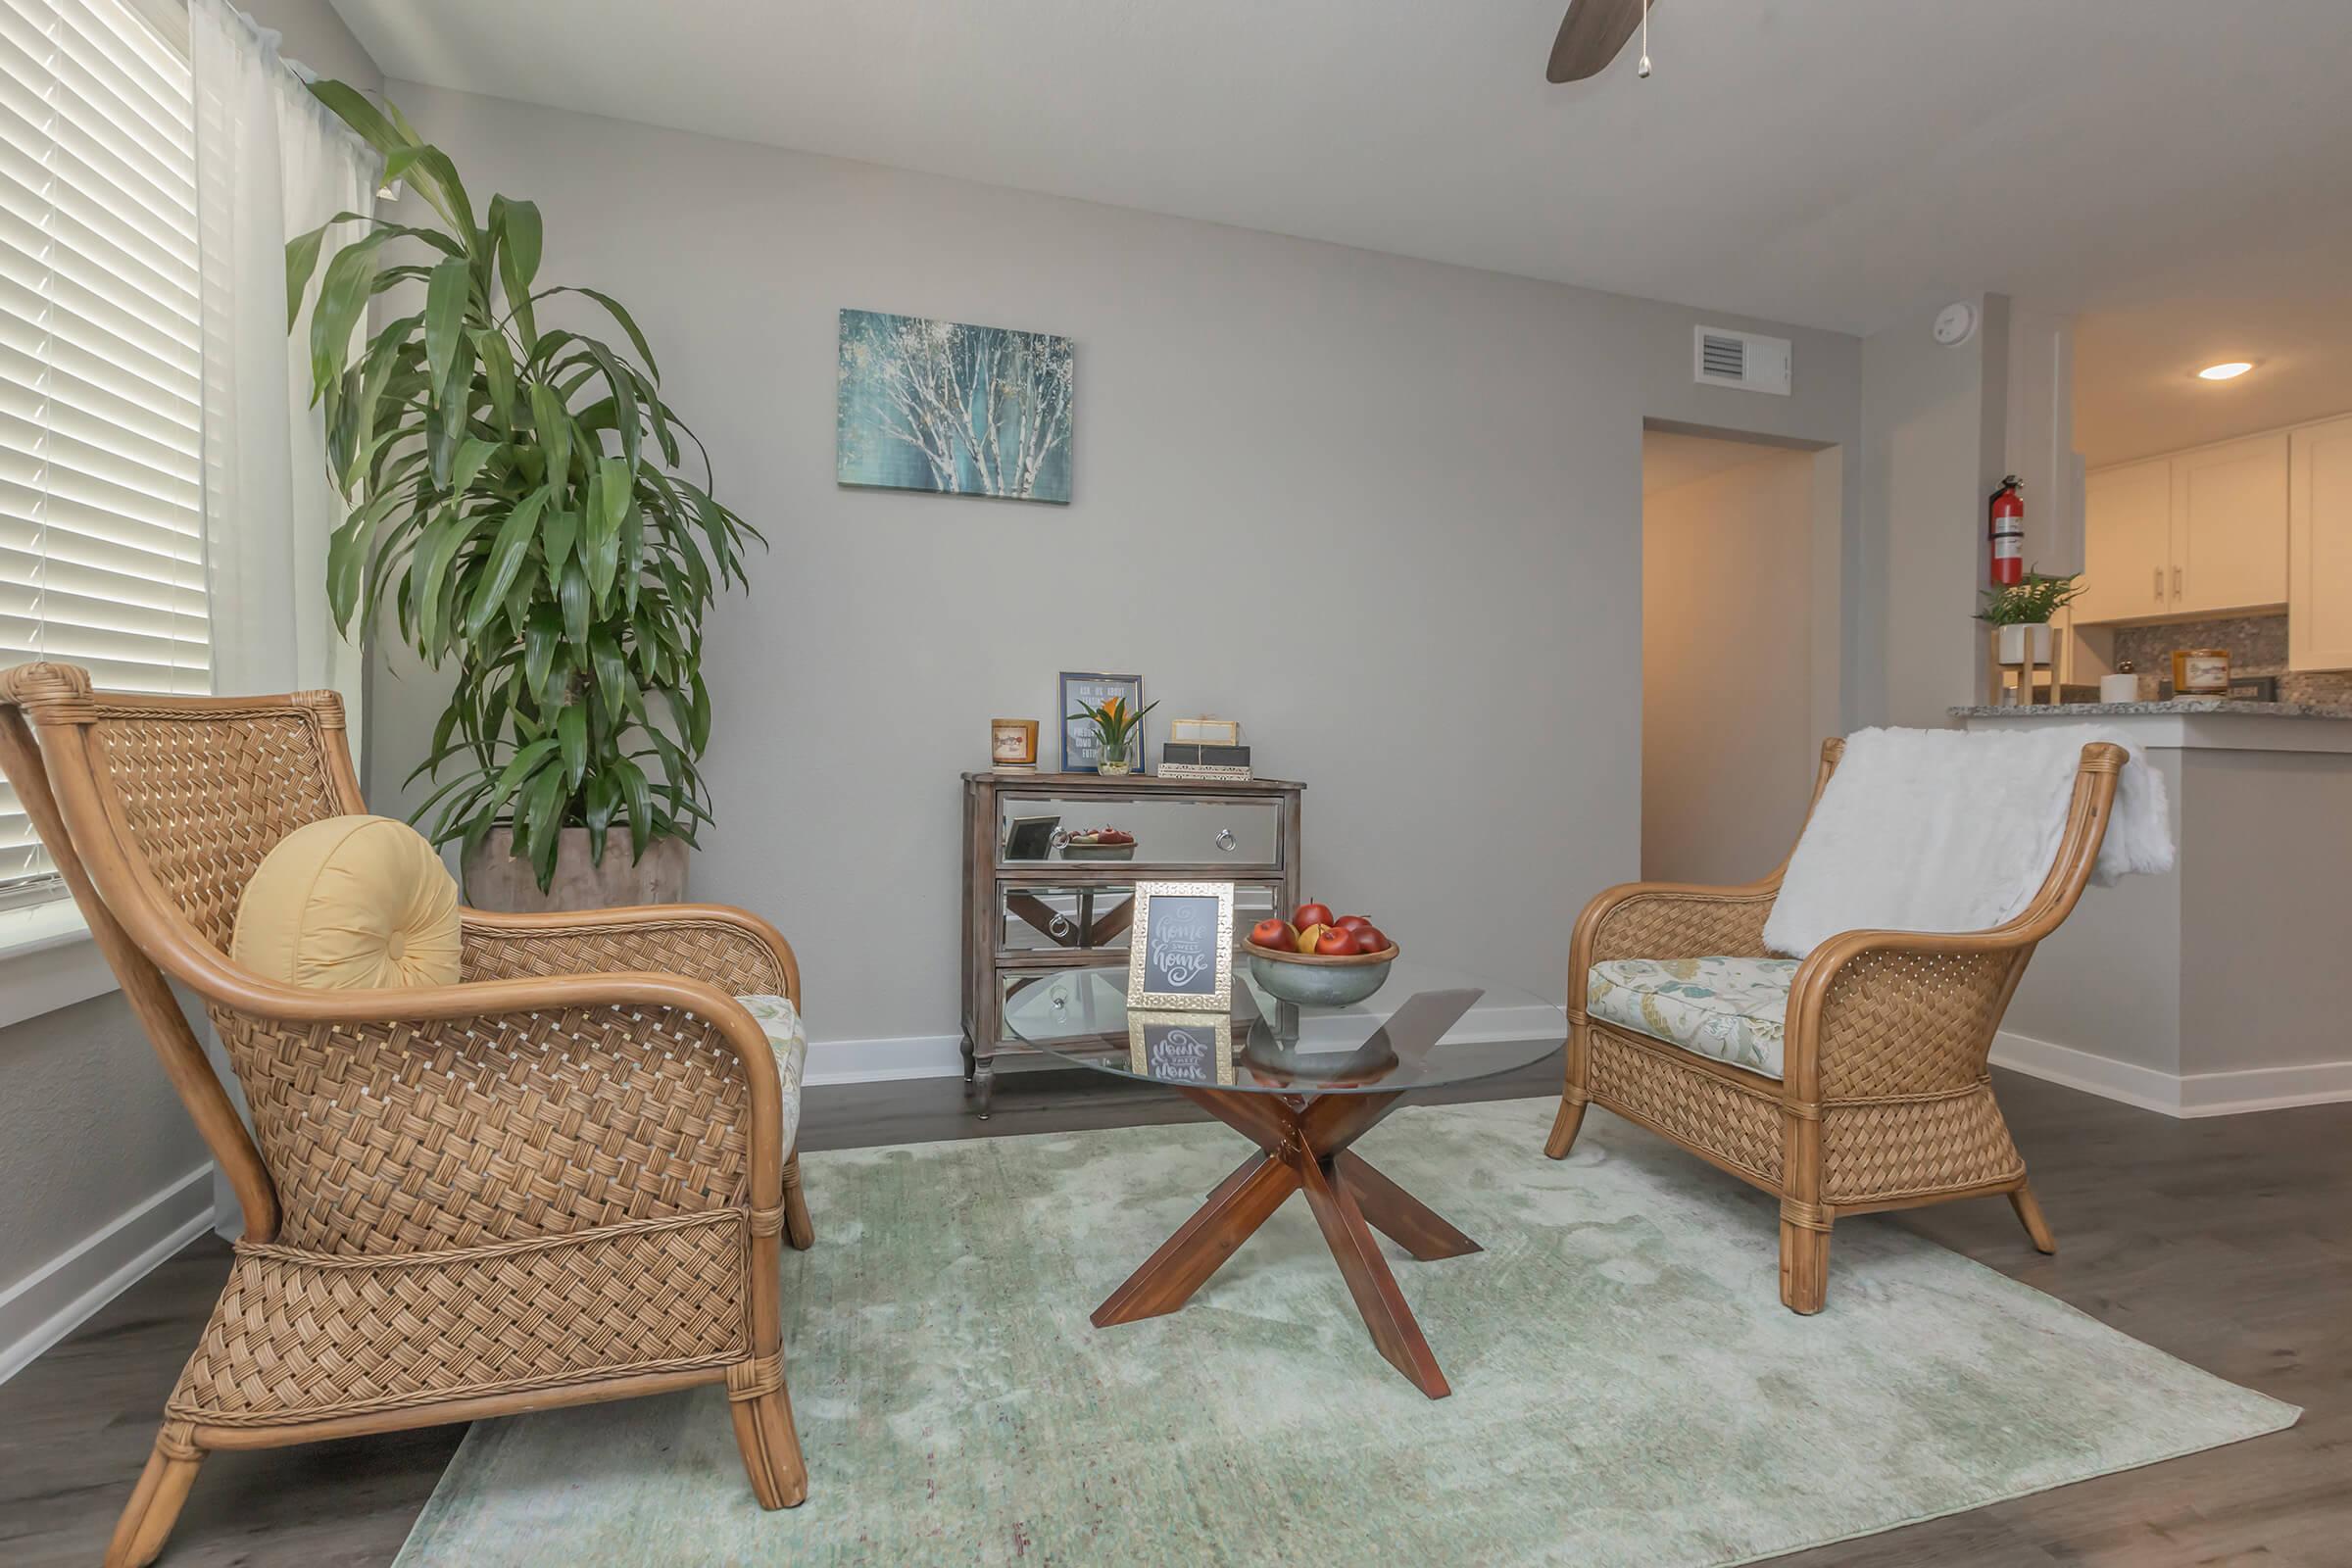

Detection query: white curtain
xmin=189 ymin=0 xmax=375 ymax=718
xmin=187 ymin=0 xmax=378 ymax=1234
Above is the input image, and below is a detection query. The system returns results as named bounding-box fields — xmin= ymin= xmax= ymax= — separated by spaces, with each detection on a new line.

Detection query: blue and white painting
xmin=836 ymin=309 xmax=1074 ymax=504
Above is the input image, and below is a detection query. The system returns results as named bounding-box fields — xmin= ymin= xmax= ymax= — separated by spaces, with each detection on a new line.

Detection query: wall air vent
xmin=1693 ymin=326 xmax=1792 ymax=395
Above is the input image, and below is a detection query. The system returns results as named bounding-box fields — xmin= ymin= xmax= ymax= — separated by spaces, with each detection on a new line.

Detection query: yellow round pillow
xmin=230 ymin=815 xmax=462 ymax=989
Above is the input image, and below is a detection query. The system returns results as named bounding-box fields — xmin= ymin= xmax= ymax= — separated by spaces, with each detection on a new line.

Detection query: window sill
xmin=0 ymin=902 xmax=120 ymax=1029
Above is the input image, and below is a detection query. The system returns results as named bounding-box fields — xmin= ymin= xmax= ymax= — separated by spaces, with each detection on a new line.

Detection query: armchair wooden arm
xmin=461 ymin=902 xmax=801 ymax=1004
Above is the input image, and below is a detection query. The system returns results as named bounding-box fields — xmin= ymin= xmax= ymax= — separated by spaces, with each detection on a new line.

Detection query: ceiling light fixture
xmin=2197 ymin=362 xmax=2255 ymax=381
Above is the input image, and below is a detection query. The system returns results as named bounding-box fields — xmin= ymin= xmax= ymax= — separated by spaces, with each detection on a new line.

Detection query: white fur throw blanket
xmin=1760 ymin=725 xmax=2176 ymax=958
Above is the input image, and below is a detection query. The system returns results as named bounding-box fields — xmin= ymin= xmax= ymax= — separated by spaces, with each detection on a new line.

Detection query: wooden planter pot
xmin=463 ymin=825 xmax=689 ymax=912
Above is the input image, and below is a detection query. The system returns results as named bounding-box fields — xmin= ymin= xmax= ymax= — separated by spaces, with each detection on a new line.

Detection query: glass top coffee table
xmin=1004 ymin=959 xmax=1566 ymax=1397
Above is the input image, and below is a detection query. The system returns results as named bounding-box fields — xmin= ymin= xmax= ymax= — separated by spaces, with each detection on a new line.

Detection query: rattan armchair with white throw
xmin=1546 ymin=726 xmax=2174 ymax=1314
xmin=0 ymin=662 xmax=815 ymax=1568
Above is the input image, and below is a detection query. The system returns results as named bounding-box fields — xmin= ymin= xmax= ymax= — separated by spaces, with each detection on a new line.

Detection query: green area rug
xmin=394 ymin=1098 xmax=2296 ymax=1567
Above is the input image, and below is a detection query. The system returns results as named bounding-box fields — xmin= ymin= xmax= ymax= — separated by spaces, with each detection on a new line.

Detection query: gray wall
xmin=1854 ymin=295 xmax=2012 ymax=730
xmin=256 ymin=0 xmax=382 ymax=94
xmin=0 ymin=994 xmax=209 ymax=1290
xmin=366 ymin=82 xmax=1863 ymax=1048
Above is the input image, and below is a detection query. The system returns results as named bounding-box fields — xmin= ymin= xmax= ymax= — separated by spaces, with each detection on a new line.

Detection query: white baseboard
xmin=0 ymin=1164 xmax=213 ymax=1386
xmin=1992 ymin=1029 xmax=2352 ymax=1118
xmin=802 ymin=1032 xmax=966 ymax=1087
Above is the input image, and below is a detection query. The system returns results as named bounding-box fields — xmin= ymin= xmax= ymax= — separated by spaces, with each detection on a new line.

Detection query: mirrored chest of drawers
xmin=960 ymin=770 xmax=1303 ymax=1114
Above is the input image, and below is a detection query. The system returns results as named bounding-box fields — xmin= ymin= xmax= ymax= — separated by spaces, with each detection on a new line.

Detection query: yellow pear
xmin=1295 ymin=923 xmax=1325 ymax=955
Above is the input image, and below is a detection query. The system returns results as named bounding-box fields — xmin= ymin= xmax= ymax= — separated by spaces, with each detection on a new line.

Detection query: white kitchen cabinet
xmin=2171 ymin=431 xmax=2288 ymax=614
xmin=2289 ymin=413 xmax=2352 ymax=672
xmin=2078 ymin=457 xmax=2172 ymax=623
xmin=2078 ymin=435 xmax=2289 ymax=624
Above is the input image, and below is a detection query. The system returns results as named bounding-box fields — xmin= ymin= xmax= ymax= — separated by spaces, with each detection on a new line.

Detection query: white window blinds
xmin=0 ymin=0 xmax=206 ymax=907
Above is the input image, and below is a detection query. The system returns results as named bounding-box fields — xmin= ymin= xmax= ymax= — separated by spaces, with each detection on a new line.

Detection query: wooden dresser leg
xmin=2009 ymin=1181 xmax=2058 ymax=1254
xmin=105 ymin=1422 xmax=203 ymax=1568
xmin=1779 ymin=1211 xmax=1832 ymax=1316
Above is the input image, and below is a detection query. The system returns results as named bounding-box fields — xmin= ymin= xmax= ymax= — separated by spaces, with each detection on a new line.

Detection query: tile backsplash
xmin=2110 ymin=613 xmax=2352 ymax=705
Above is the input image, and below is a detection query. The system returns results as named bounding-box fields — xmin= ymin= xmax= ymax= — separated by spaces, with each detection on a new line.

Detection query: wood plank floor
xmin=3 ymin=1066 xmax=2343 ymax=1567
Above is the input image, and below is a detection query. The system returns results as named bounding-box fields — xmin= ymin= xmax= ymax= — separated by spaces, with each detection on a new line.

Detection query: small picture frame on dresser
xmin=1060 ymin=670 xmax=1144 ymax=773
xmin=1127 ymin=880 xmax=1235 ymax=1011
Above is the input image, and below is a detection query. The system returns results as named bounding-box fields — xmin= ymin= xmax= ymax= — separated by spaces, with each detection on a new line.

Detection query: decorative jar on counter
xmin=2171 ymin=648 xmax=2230 ymax=696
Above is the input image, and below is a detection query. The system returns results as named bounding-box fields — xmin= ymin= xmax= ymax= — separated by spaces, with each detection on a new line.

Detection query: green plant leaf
xmin=463 ymin=488 xmax=549 ymax=638
xmin=527 ymin=381 xmax=571 ymax=488
xmin=557 ymin=701 xmax=587 ymax=789
xmin=422 ymin=255 xmax=471 ymax=407
xmin=308 ymin=233 xmax=388 ymax=401
xmin=612 ymin=755 xmax=653 ymax=858
xmin=497 ymin=196 xmax=541 ymax=307
xmin=472 ymin=328 xmax=517 ymax=432
xmin=589 ymin=629 xmax=627 ymax=715
xmin=539 ymin=507 xmax=579 ymax=585
xmin=584 ymin=456 xmax=627 ymax=603
xmin=522 ymin=604 xmax=562 ymax=702
xmin=559 ymin=558 xmax=591 ymax=646
xmin=284 ymin=221 xmax=329 ymax=330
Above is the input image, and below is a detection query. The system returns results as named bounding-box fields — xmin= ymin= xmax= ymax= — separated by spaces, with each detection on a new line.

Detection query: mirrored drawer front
xmin=997 ymin=797 xmax=1282 ymax=868
xmin=999 ymin=883 xmax=1277 ymax=954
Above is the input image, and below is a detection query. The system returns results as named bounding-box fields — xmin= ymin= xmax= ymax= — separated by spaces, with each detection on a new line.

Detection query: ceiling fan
xmin=1546 ymin=0 xmax=1660 ymax=83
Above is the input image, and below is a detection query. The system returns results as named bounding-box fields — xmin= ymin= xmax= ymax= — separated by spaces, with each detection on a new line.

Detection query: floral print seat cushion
xmin=1585 ymin=957 xmax=1799 ymax=1080
xmin=734 ymin=994 xmax=808 ymax=1155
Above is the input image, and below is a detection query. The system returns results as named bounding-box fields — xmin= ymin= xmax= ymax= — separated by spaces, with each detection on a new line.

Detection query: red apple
xmin=1250 ymin=917 xmax=1297 ymax=952
xmin=1350 ymin=924 xmax=1389 ymax=955
xmin=1334 ymin=914 xmax=1372 ymax=933
xmin=1314 ymin=925 xmax=1359 ymax=957
xmin=1294 ymin=902 xmax=1334 ymax=931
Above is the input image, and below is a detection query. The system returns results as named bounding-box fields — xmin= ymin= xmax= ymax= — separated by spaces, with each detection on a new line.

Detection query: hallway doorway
xmin=1642 ymin=428 xmax=1835 ymax=883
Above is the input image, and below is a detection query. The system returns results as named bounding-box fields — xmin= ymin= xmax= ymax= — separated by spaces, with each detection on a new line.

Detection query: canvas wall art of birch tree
xmin=836 ymin=309 xmax=1075 ymax=503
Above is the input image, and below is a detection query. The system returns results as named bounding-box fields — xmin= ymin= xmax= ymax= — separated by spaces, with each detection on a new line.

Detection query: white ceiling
xmin=2072 ymin=228 xmax=2352 ymax=466
xmin=328 ymin=0 xmax=2352 ymax=339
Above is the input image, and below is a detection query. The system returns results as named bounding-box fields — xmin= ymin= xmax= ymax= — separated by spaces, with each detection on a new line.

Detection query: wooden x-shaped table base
xmin=1090 ymin=1086 xmax=1479 ymax=1398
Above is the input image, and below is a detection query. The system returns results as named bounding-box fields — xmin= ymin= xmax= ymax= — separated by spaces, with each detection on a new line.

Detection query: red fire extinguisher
xmin=1988 ymin=475 xmax=2025 ymax=586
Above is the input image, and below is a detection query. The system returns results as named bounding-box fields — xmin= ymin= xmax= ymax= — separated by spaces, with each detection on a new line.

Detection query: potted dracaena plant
xmin=287 ymin=83 xmax=761 ymax=908
xmin=1975 ymin=569 xmax=2085 ymax=669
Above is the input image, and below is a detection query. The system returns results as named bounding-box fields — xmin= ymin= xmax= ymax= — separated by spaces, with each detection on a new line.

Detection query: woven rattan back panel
xmin=212 ymin=1001 xmax=754 ymax=1253
xmin=91 ymin=705 xmax=344 ymax=952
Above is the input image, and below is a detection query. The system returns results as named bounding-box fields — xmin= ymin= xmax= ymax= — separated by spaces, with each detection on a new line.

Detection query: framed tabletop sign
xmin=1126 ymin=880 xmax=1235 ymax=1011
xmin=1127 ymin=1010 xmax=1235 ymax=1086
xmin=1060 ymin=670 xmax=1143 ymax=773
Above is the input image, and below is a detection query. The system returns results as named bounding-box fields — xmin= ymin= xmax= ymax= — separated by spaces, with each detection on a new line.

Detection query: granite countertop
xmin=1949 ymin=699 xmax=2352 ymax=720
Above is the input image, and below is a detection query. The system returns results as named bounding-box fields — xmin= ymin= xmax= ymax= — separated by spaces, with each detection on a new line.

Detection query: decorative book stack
xmin=1160 ymin=716 xmax=1251 ymax=781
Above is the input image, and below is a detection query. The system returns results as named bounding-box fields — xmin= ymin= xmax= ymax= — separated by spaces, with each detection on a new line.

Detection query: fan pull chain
xmin=1637 ymin=0 xmax=1652 ymax=77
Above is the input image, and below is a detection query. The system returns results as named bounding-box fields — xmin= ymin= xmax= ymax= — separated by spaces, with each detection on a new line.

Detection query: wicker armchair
xmin=0 ymin=662 xmax=814 ymax=1568
xmin=1546 ymin=737 xmax=2125 ymax=1315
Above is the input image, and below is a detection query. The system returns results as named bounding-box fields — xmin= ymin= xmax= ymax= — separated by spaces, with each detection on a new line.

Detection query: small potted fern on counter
xmin=1976 ymin=570 xmax=2084 ymax=669
xmin=288 ymin=82 xmax=762 ymax=909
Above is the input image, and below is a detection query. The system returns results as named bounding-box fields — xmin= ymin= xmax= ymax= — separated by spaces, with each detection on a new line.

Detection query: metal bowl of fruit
xmin=1243 ymin=906 xmax=1398 ymax=1007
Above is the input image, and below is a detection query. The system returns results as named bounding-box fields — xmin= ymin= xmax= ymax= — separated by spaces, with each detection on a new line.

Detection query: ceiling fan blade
xmin=1546 ymin=0 xmax=1656 ymax=83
